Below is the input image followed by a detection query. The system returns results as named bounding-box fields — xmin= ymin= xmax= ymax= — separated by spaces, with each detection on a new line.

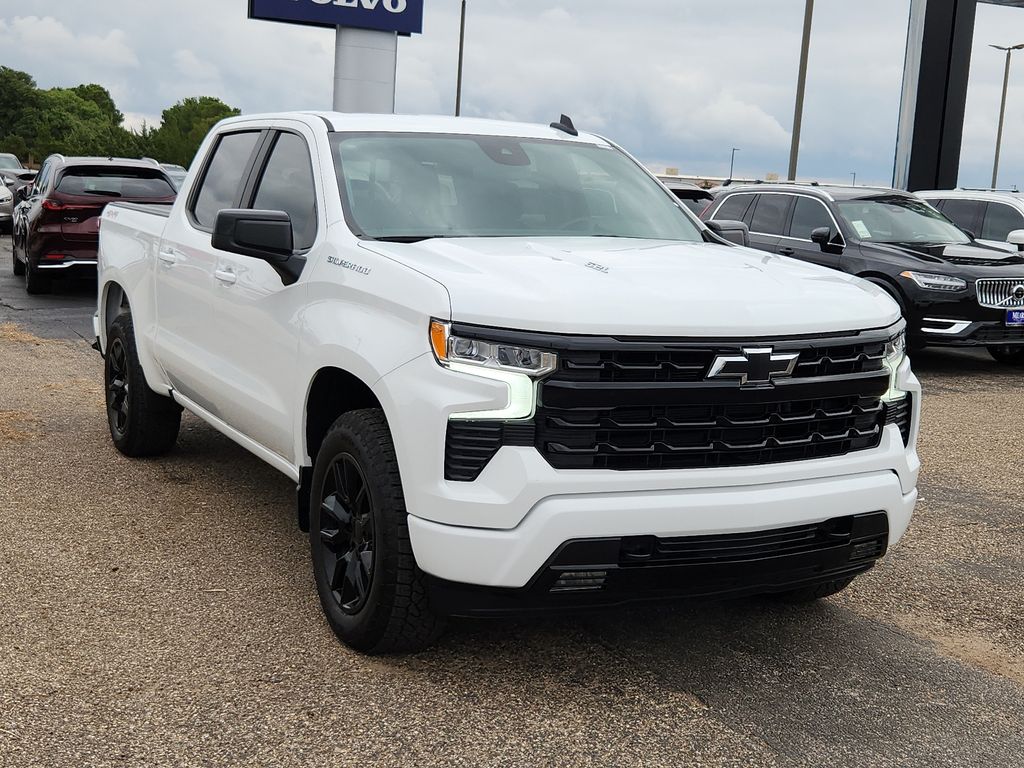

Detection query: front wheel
xmin=105 ymin=313 xmax=182 ymax=456
xmin=988 ymin=345 xmax=1024 ymax=366
xmin=310 ymin=409 xmax=443 ymax=654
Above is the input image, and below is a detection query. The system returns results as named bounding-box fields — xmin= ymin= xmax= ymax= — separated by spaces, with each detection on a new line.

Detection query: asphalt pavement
xmin=1 ymin=238 xmax=1022 ymax=767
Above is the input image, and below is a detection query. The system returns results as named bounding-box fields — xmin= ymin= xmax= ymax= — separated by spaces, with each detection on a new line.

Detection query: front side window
xmin=836 ymin=196 xmax=970 ymax=245
xmin=252 ymin=132 xmax=318 ymax=251
xmin=330 ymin=133 xmax=703 ymax=242
xmin=788 ymin=196 xmax=834 ymax=239
xmin=749 ymin=194 xmax=791 ymax=235
xmin=981 ymin=202 xmax=1024 ymax=241
xmin=192 ymin=131 xmax=261 ymax=229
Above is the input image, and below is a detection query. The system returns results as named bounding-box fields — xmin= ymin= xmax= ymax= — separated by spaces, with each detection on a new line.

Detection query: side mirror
xmin=212 ymin=209 xmax=304 ymax=285
xmin=14 ymin=186 xmax=29 ymax=203
xmin=811 ymin=226 xmax=844 ymax=254
xmin=706 ymin=219 xmax=750 ymax=248
xmin=1007 ymin=229 xmax=1024 ymax=251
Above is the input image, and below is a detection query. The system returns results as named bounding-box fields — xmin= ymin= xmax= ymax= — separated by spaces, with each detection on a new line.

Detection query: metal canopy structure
xmin=895 ymin=0 xmax=1024 ymax=190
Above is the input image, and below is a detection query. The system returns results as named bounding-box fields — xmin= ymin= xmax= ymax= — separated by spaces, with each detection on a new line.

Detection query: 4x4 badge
xmin=708 ymin=348 xmax=800 ymax=385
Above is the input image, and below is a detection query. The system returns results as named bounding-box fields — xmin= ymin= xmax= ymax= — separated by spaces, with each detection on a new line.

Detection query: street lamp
xmin=788 ymin=0 xmax=815 ymax=180
xmin=990 ymin=43 xmax=1024 ymax=189
xmin=729 ymin=147 xmax=740 ymax=179
xmin=850 ymin=172 xmax=857 ymax=186
xmin=455 ymin=0 xmax=467 ymax=116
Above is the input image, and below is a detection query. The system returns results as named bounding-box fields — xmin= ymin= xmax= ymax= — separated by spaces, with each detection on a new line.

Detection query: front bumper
xmin=918 ymin=317 xmax=1024 ymax=346
xmin=378 ymin=352 xmax=921 ymax=593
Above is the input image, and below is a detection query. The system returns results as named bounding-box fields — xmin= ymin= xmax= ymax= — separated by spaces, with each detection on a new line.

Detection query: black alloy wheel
xmin=318 ymin=453 xmax=376 ymax=615
xmin=106 ymin=337 xmax=131 ymax=437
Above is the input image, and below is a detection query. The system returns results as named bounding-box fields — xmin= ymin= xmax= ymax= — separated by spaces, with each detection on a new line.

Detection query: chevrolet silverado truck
xmin=94 ymin=112 xmax=921 ymax=653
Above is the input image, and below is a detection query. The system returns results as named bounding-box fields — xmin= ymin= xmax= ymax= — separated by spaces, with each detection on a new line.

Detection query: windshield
xmin=0 ymin=153 xmax=23 ymax=170
xmin=837 ymin=196 xmax=969 ymax=245
xmin=329 ymin=133 xmax=703 ymax=242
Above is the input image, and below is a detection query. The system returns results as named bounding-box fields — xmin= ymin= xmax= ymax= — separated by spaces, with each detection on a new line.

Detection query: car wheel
xmin=310 ymin=409 xmax=443 ymax=654
xmin=105 ymin=312 xmax=182 ymax=457
xmin=988 ymin=345 xmax=1024 ymax=366
xmin=11 ymin=238 xmax=24 ymax=276
xmin=24 ymin=259 xmax=50 ymax=294
xmin=772 ymin=575 xmax=857 ymax=603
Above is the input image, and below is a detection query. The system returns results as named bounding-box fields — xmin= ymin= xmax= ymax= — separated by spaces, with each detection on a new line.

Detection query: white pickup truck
xmin=95 ymin=112 xmax=920 ymax=653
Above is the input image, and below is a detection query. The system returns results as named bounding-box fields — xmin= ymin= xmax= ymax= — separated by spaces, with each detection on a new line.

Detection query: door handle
xmin=158 ymin=249 xmax=180 ymax=266
xmin=214 ymin=268 xmax=237 ymax=285
xmin=778 ymin=247 xmax=795 ymax=256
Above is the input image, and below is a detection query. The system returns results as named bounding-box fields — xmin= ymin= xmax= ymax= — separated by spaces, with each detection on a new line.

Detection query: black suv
xmin=702 ymin=184 xmax=1024 ymax=364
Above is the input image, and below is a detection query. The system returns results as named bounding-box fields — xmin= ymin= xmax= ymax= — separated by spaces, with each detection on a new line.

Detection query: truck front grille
xmin=976 ymin=278 xmax=1024 ymax=309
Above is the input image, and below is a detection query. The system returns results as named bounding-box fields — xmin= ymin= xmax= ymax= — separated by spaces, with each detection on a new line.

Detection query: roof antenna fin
xmin=550 ymin=114 xmax=579 ymax=137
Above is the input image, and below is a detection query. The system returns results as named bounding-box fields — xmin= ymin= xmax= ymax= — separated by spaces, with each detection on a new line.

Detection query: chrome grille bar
xmin=976 ymin=278 xmax=1024 ymax=309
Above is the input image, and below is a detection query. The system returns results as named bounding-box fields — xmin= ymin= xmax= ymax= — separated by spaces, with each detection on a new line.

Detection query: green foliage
xmin=0 ymin=67 xmax=239 ymax=167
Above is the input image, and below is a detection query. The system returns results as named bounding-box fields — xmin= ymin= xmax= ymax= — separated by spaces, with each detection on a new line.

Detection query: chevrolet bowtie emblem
xmin=707 ymin=348 xmax=800 ymax=385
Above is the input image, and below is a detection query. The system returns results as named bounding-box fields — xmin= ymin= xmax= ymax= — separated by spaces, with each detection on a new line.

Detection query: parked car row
xmin=699 ymin=182 xmax=1024 ymax=365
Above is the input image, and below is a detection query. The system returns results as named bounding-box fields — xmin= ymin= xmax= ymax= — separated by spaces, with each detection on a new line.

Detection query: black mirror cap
xmin=705 ymin=219 xmax=750 ymax=248
xmin=14 ymin=186 xmax=29 ymax=202
xmin=810 ymin=226 xmax=832 ymax=246
xmin=211 ymin=209 xmax=305 ymax=285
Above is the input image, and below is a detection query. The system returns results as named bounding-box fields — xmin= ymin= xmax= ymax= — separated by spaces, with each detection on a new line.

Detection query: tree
xmin=72 ymin=84 xmax=124 ymax=126
xmin=0 ymin=67 xmax=39 ymax=141
xmin=148 ymin=97 xmax=241 ymax=167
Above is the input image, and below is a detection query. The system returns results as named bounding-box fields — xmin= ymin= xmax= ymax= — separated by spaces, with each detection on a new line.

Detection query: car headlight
xmin=899 ymin=271 xmax=966 ymax=291
xmin=429 ymin=320 xmax=557 ymax=420
xmin=882 ymin=327 xmax=907 ymax=402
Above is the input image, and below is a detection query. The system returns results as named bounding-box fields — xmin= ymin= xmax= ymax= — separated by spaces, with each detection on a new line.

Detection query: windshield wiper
xmin=372 ymin=234 xmax=457 ymax=243
xmin=80 ymin=189 xmax=122 ymax=197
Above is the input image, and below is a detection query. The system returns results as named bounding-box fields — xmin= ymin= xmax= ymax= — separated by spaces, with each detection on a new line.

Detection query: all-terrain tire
xmin=104 ymin=312 xmax=182 ymax=457
xmin=310 ymin=409 xmax=444 ymax=654
xmin=773 ymin=575 xmax=857 ymax=603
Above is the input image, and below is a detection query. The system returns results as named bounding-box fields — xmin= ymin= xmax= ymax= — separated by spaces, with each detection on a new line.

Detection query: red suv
xmin=12 ymin=156 xmax=176 ymax=294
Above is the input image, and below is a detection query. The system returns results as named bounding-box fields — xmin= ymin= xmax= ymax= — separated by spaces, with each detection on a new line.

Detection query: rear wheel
xmin=24 ymin=259 xmax=50 ymax=294
xmin=988 ymin=346 xmax=1024 ymax=366
xmin=773 ymin=575 xmax=857 ymax=603
xmin=11 ymin=238 xmax=24 ymax=276
xmin=105 ymin=313 xmax=182 ymax=456
xmin=310 ymin=409 xmax=443 ymax=654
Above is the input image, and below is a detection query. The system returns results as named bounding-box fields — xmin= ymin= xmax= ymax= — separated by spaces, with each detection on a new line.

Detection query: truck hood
xmin=360 ymin=237 xmax=901 ymax=336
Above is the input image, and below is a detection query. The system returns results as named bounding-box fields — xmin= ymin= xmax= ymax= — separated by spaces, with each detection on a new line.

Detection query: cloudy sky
xmin=3 ymin=0 xmax=1024 ymax=187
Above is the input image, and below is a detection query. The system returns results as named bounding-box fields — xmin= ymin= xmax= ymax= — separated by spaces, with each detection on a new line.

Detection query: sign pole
xmin=333 ymin=26 xmax=398 ymax=113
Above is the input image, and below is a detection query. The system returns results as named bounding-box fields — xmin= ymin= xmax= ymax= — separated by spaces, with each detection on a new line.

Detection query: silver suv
xmin=916 ymin=189 xmax=1024 ymax=252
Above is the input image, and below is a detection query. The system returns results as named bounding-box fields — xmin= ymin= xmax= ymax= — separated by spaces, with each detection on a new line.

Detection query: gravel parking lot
xmin=1 ymin=237 xmax=1022 ymax=767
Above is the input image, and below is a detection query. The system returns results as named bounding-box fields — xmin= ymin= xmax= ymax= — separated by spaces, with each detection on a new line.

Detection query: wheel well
xmin=859 ymin=273 xmax=908 ymax=313
xmin=103 ymin=283 xmax=130 ymax=336
xmin=304 ymin=367 xmax=382 ymax=462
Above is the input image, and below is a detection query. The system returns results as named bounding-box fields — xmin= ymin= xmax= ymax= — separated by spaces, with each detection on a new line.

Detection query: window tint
xmin=981 ymin=202 xmax=1024 ymax=241
xmin=192 ymin=132 xmax=261 ymax=229
xmin=252 ymin=132 xmax=318 ymax=250
xmin=56 ymin=168 xmax=176 ymax=199
xmin=33 ymin=160 xmax=53 ymax=196
xmin=713 ymin=193 xmax=755 ymax=222
xmin=749 ymin=194 xmax=791 ymax=235
xmin=937 ymin=199 xmax=984 ymax=235
xmin=789 ymin=196 xmax=833 ymax=239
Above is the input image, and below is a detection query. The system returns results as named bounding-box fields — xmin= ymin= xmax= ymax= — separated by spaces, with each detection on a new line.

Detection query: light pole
xmin=729 ymin=147 xmax=740 ymax=179
xmin=850 ymin=172 xmax=857 ymax=186
xmin=788 ymin=0 xmax=814 ymax=180
xmin=455 ymin=0 xmax=467 ymax=116
xmin=990 ymin=43 xmax=1024 ymax=189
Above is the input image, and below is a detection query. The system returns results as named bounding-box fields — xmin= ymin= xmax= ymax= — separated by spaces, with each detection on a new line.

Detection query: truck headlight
xmin=899 ymin=271 xmax=966 ymax=291
xmin=429 ymin=320 xmax=557 ymax=420
xmin=882 ymin=328 xmax=907 ymax=402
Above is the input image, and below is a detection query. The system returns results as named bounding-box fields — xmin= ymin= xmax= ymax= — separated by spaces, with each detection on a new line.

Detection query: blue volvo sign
xmin=248 ymin=0 xmax=423 ymax=35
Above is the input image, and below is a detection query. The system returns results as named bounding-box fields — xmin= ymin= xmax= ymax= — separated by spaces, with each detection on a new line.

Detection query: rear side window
xmin=251 ymin=132 xmax=318 ymax=251
xmin=937 ymin=198 xmax=984 ymax=235
xmin=981 ymin=202 xmax=1024 ymax=241
xmin=712 ymin=193 xmax=755 ymax=222
xmin=749 ymin=194 xmax=791 ymax=235
xmin=56 ymin=168 xmax=176 ymax=199
xmin=191 ymin=131 xmax=261 ymax=229
xmin=788 ymin=196 xmax=833 ymax=239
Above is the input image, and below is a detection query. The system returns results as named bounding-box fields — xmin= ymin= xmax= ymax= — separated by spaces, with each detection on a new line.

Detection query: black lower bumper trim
xmin=428 ymin=512 xmax=889 ymax=618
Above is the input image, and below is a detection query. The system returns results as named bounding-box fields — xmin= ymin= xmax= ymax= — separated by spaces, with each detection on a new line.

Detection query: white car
xmin=916 ymin=188 xmax=1024 ymax=252
xmin=93 ymin=112 xmax=920 ymax=653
